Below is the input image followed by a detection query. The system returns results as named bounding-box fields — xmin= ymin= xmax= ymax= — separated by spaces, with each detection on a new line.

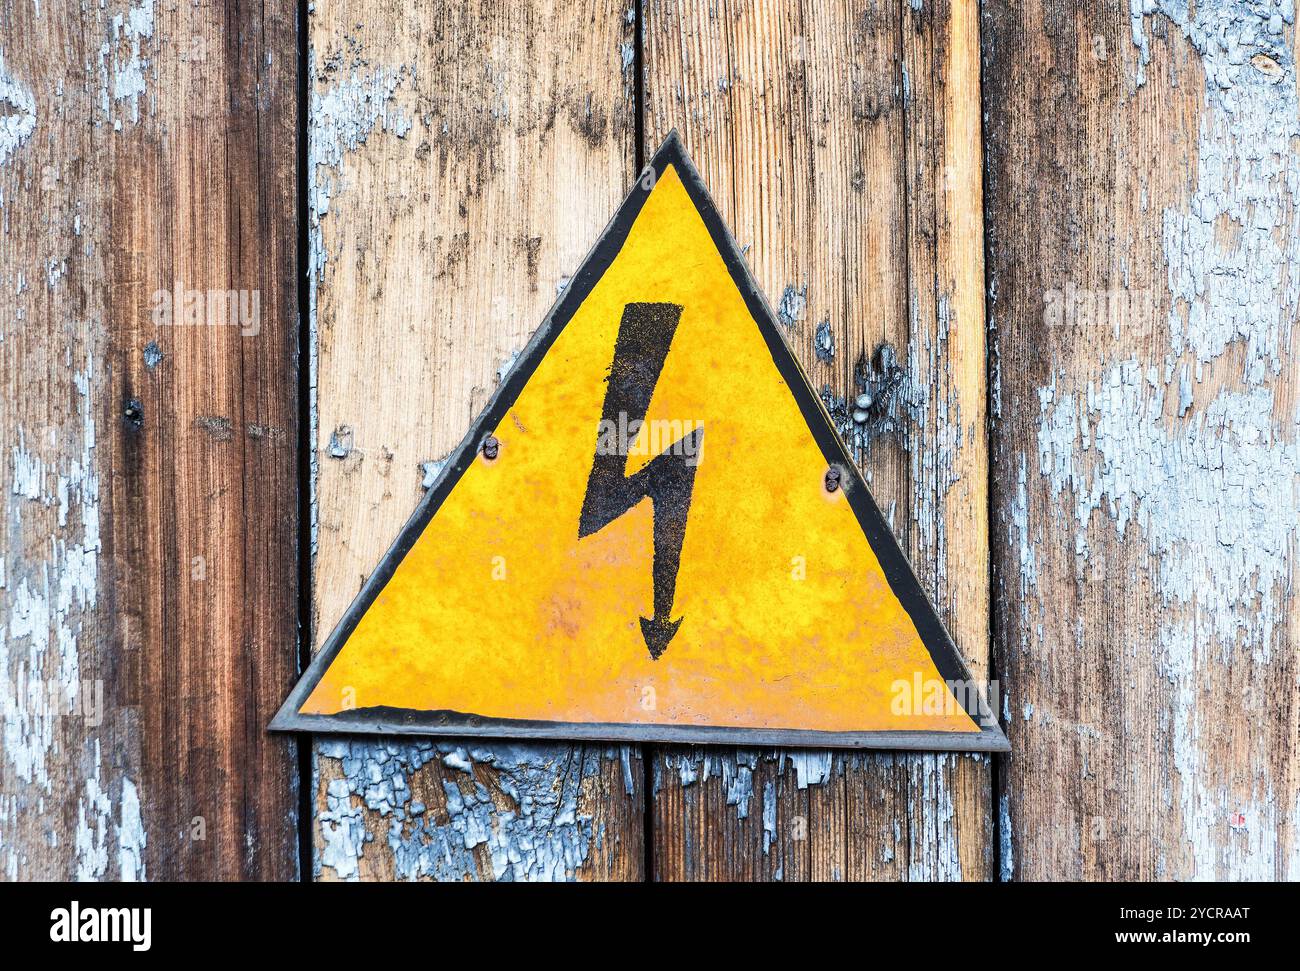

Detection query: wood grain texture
xmin=12 ymin=0 xmax=1289 ymax=886
xmin=643 ymin=0 xmax=992 ymax=880
xmin=0 ymin=0 xmax=300 ymax=879
xmin=984 ymin=1 xmax=1299 ymax=879
xmin=307 ymin=0 xmax=644 ymax=880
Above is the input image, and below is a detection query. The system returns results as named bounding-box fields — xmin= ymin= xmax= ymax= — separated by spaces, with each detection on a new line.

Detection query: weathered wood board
xmin=984 ymin=0 xmax=1299 ymax=879
xmin=3 ymin=0 xmax=1295 ymax=883
xmin=643 ymin=0 xmax=992 ymax=880
xmin=306 ymin=0 xmax=645 ymax=880
xmin=0 ymin=0 xmax=300 ymax=878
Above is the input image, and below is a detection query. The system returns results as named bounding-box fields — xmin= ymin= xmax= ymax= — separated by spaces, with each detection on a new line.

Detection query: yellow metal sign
xmin=273 ymin=134 xmax=1006 ymax=751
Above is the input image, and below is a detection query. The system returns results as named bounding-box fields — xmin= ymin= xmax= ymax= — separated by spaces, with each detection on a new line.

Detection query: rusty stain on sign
xmin=272 ymin=133 xmax=1007 ymax=751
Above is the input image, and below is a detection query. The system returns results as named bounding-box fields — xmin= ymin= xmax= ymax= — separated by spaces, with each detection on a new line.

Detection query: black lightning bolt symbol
xmin=579 ymin=303 xmax=703 ymax=659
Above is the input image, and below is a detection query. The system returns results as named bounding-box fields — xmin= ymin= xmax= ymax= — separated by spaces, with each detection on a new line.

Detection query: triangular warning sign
xmin=273 ymin=133 xmax=1007 ymax=751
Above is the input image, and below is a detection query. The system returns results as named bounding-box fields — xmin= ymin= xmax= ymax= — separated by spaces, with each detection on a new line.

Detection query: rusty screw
xmin=123 ymin=398 xmax=144 ymax=430
xmin=824 ymin=466 xmax=841 ymax=493
xmin=482 ymin=435 xmax=500 ymax=460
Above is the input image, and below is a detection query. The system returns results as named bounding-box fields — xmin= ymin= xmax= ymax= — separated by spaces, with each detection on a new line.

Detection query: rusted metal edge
xmin=272 ymin=130 xmax=1009 ymax=753
xmin=276 ymin=708 xmax=1008 ymax=751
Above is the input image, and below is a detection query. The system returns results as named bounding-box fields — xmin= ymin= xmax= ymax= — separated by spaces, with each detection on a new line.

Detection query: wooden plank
xmin=984 ymin=2 xmax=1300 ymax=878
xmin=307 ymin=0 xmax=644 ymax=880
xmin=644 ymin=0 xmax=992 ymax=880
xmin=0 ymin=0 xmax=300 ymax=878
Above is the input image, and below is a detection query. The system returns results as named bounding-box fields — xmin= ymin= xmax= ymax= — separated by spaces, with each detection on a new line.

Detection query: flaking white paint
xmin=3 ymin=348 xmax=113 ymax=876
xmin=1133 ymin=1 xmax=1299 ymax=384
xmin=316 ymin=739 xmax=634 ymax=881
xmin=1037 ymin=362 xmax=1298 ymax=656
xmin=307 ymin=44 xmax=412 ymax=557
xmin=1006 ymin=0 xmax=1300 ymax=878
xmin=657 ymin=749 xmax=976 ymax=879
xmin=1163 ymin=621 xmax=1292 ymax=879
xmin=98 ymin=0 xmax=156 ymax=128
xmin=118 ymin=778 xmax=146 ymax=881
xmin=74 ymin=745 xmax=112 ymax=881
xmin=0 ymin=51 xmax=36 ymax=169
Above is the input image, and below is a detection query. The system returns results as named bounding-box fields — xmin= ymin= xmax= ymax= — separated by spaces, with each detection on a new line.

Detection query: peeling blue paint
xmin=317 ymin=739 xmax=635 ymax=881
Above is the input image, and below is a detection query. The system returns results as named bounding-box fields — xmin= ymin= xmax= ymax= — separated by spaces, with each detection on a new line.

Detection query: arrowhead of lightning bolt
xmin=639 ymin=614 xmax=683 ymax=660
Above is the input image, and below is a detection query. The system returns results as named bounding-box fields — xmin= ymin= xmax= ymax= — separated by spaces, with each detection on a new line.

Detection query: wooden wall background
xmin=0 ymin=0 xmax=1294 ymax=880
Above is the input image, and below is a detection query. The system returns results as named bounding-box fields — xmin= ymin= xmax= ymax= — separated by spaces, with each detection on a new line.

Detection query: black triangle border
xmin=271 ymin=132 xmax=1009 ymax=753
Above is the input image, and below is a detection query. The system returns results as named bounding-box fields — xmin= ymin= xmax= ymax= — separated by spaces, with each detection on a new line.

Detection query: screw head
xmin=123 ymin=399 xmax=144 ymax=429
xmin=482 ymin=435 xmax=500 ymax=460
xmin=824 ymin=466 xmax=841 ymax=492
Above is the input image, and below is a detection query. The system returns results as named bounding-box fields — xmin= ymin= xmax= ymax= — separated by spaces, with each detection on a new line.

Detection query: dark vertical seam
xmin=976 ymin=0 xmax=1007 ymax=884
xmin=894 ymin=0 xmax=918 ymax=880
xmin=245 ymin=0 xmax=262 ymax=881
xmin=635 ymin=0 xmax=646 ymax=174
xmin=927 ymin=15 xmax=943 ymax=599
xmin=896 ymin=1 xmax=915 ymax=559
xmin=294 ymin=0 xmax=314 ymax=884
xmin=635 ymin=0 xmax=655 ymax=884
